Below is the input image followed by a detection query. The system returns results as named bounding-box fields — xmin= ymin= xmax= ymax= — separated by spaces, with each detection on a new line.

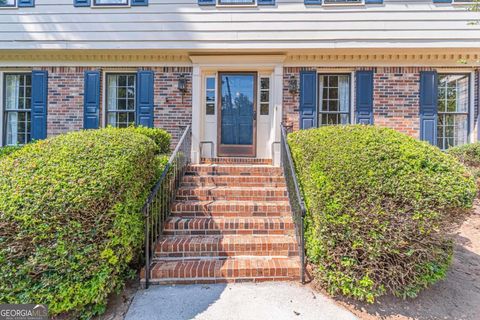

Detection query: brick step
xmin=181 ymin=175 xmax=286 ymax=188
xmin=201 ymin=158 xmax=272 ymax=165
xmin=163 ymin=217 xmax=295 ymax=236
xmin=176 ymin=186 xmax=288 ymax=202
xmin=171 ymin=200 xmax=292 ymax=217
xmin=186 ymin=164 xmax=282 ymax=177
xmin=143 ymin=257 xmax=301 ymax=285
xmin=155 ymin=235 xmax=298 ymax=258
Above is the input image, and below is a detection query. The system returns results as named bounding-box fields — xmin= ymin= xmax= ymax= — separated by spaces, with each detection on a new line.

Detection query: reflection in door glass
xmin=220 ymin=74 xmax=255 ymax=145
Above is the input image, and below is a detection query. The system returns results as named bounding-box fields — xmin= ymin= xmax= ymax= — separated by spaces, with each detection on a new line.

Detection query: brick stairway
xmin=142 ymin=158 xmax=301 ymax=285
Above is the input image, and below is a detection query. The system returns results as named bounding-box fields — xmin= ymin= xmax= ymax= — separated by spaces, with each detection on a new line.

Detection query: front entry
xmin=218 ymin=72 xmax=257 ymax=157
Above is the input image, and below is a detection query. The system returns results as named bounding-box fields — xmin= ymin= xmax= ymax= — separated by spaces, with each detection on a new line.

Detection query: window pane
xmin=318 ymin=74 xmax=351 ymax=127
xmin=6 ymin=111 xmax=30 ymax=146
xmin=260 ymin=91 xmax=269 ymax=103
xmin=106 ymin=74 xmax=136 ymax=126
xmin=4 ymin=74 xmax=32 ymax=146
xmin=457 ymin=76 xmax=469 ymax=113
xmin=261 ymin=78 xmax=269 ymax=90
xmin=207 ymin=78 xmax=215 ymax=90
xmin=260 ymin=103 xmax=269 ymax=116
xmin=206 ymin=103 xmax=215 ymax=115
xmin=107 ymin=75 xmax=118 ymax=111
xmin=5 ymin=75 xmax=20 ymax=110
xmin=6 ymin=112 xmax=18 ymax=146
xmin=108 ymin=113 xmax=117 ymax=127
xmin=437 ymin=74 xmax=469 ymax=150
xmin=94 ymin=0 xmax=128 ymax=5
xmin=218 ymin=0 xmax=255 ymax=4
xmin=329 ymin=100 xmax=338 ymax=112
xmin=0 ymin=0 xmax=16 ymax=6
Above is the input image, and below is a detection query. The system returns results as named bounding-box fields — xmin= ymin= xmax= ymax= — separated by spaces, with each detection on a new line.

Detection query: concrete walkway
xmin=125 ymin=282 xmax=358 ymax=320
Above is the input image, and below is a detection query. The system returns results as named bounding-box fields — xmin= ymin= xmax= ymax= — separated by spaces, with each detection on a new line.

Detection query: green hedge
xmin=447 ymin=143 xmax=480 ymax=182
xmin=126 ymin=126 xmax=171 ymax=154
xmin=0 ymin=128 xmax=160 ymax=318
xmin=0 ymin=145 xmax=22 ymax=158
xmin=288 ymin=126 xmax=476 ymax=302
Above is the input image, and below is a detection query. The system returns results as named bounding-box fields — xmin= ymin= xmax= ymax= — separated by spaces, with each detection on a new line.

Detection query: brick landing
xmin=142 ymin=159 xmax=300 ymax=285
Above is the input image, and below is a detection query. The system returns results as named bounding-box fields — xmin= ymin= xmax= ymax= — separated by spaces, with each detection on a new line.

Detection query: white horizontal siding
xmin=0 ymin=0 xmax=479 ymax=50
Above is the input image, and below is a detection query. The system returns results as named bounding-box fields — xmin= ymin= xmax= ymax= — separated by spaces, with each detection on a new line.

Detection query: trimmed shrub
xmin=126 ymin=126 xmax=171 ymax=154
xmin=0 ymin=128 xmax=158 ymax=318
xmin=447 ymin=143 xmax=480 ymax=182
xmin=0 ymin=145 xmax=22 ymax=158
xmin=288 ymin=126 xmax=476 ymax=302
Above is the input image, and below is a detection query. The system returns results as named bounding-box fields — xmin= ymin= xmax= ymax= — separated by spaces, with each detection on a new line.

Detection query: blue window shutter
xmin=74 ymin=0 xmax=90 ymax=6
xmin=18 ymin=0 xmax=34 ymax=7
xmin=420 ymin=71 xmax=438 ymax=146
xmin=31 ymin=70 xmax=48 ymax=141
xmin=299 ymin=71 xmax=317 ymax=130
xmin=136 ymin=70 xmax=154 ymax=128
xmin=305 ymin=0 xmax=321 ymax=4
xmin=365 ymin=0 xmax=383 ymax=3
xmin=258 ymin=0 xmax=275 ymax=5
xmin=131 ymin=0 xmax=148 ymax=6
xmin=433 ymin=0 xmax=452 ymax=3
xmin=198 ymin=0 xmax=215 ymax=5
xmin=83 ymin=71 xmax=100 ymax=129
xmin=356 ymin=70 xmax=374 ymax=125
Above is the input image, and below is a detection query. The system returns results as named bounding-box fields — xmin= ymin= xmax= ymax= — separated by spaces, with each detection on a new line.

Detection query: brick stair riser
xmin=186 ymin=167 xmax=283 ymax=176
xmin=164 ymin=229 xmax=294 ymax=236
xmin=200 ymin=158 xmax=273 ymax=165
xmin=176 ymin=195 xmax=289 ymax=202
xmin=171 ymin=203 xmax=292 ymax=218
xmin=156 ymin=249 xmax=299 ymax=258
xmin=155 ymin=238 xmax=298 ymax=257
xmin=145 ymin=259 xmax=301 ymax=282
xmin=181 ymin=176 xmax=286 ymax=188
xmin=144 ymin=277 xmax=299 ymax=285
xmin=163 ymin=218 xmax=295 ymax=236
xmin=177 ymin=187 xmax=287 ymax=198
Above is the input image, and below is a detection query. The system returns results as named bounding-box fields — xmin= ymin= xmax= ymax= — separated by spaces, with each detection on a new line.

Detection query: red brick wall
xmin=152 ymin=67 xmax=192 ymax=145
xmin=45 ymin=67 xmax=92 ymax=137
xmin=35 ymin=66 xmax=192 ymax=147
xmin=283 ymin=66 xmax=479 ymax=140
xmin=372 ymin=67 xmax=433 ymax=138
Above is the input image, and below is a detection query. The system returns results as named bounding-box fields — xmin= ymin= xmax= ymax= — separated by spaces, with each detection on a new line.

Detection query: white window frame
xmin=217 ymin=0 xmax=257 ymax=7
xmin=91 ymin=0 xmax=130 ymax=8
xmin=317 ymin=72 xmax=354 ymax=127
xmin=258 ymin=75 xmax=271 ymax=116
xmin=0 ymin=70 xmax=32 ymax=147
xmin=204 ymin=75 xmax=216 ymax=116
xmin=322 ymin=0 xmax=365 ymax=6
xmin=435 ymin=71 xmax=475 ymax=149
xmin=102 ymin=71 xmax=137 ymax=128
xmin=0 ymin=0 xmax=17 ymax=9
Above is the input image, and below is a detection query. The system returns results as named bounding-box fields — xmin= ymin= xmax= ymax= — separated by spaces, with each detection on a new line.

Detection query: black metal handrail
xmin=280 ymin=125 xmax=307 ymax=284
xmin=143 ymin=125 xmax=191 ymax=288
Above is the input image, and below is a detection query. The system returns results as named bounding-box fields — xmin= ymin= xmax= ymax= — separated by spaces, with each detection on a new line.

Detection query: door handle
xmin=253 ymin=111 xmax=257 ymax=121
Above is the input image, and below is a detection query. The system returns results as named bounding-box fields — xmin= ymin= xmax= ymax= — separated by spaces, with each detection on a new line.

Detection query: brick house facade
xmin=283 ymin=66 xmax=479 ymax=142
xmin=1 ymin=0 xmax=479 ymax=161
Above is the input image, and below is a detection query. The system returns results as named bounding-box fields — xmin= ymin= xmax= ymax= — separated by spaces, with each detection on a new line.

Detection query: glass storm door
xmin=218 ymin=73 xmax=257 ymax=157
